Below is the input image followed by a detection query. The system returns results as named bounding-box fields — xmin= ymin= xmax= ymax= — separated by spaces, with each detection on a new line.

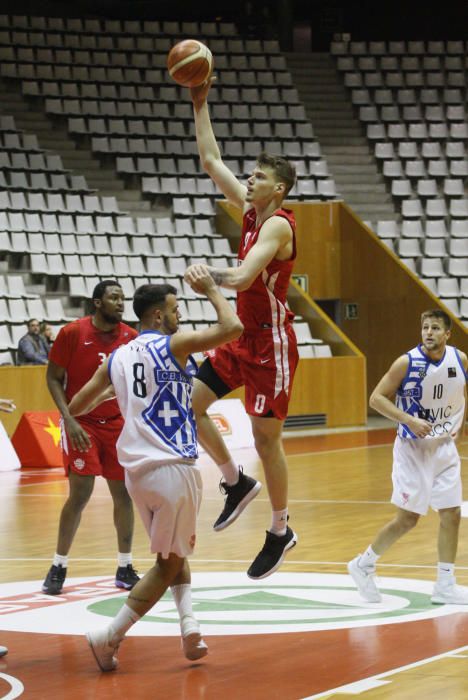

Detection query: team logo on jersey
xmin=418 ymin=368 xmax=426 ymax=378
xmin=73 ymin=458 xmax=85 ymax=470
xmin=448 ymin=367 xmax=457 ymax=378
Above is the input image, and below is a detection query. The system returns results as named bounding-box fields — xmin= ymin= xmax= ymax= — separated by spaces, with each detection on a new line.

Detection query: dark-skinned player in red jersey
xmin=185 ymin=78 xmax=299 ymax=580
xmin=42 ymin=280 xmax=140 ymax=595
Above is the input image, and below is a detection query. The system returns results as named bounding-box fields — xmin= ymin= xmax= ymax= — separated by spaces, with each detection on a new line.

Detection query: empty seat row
xmin=382 ymin=160 xmax=467 ymax=182
xmin=0 ymin=150 xmax=66 ymax=172
xmin=331 ymin=40 xmax=466 ymax=56
xmin=375 ymin=139 xmax=465 ymax=159
xmin=0 ymin=45 xmax=287 ymax=71
xmin=369 ymin=122 xmax=468 ymax=143
xmin=0 ymin=15 xmax=256 ymax=42
xmin=1 ymin=171 xmax=90 ymax=193
xmin=0 ymin=190 xmax=120 ymax=214
xmin=67 ymin=275 xmax=236 ymax=303
xmin=361 ymin=103 xmax=465 ymax=124
xmin=0 ymin=210 xmax=217 ymax=237
xmin=400 ymin=198 xmax=468 ymax=219
xmin=396 ymin=238 xmax=467 ymax=257
xmin=0 ymin=231 xmax=234 ymax=258
xmin=337 ymin=54 xmax=467 ymax=72
xmin=0 ymin=296 xmax=71 ymax=323
xmin=390 ymin=178 xmax=465 ymax=200
xmin=0 ymin=274 xmax=38 ymax=298
xmin=344 ymin=70 xmax=466 ymax=90
xmin=375 ymin=219 xmax=467 ymax=239
xmin=29 ymin=253 xmax=236 ymax=278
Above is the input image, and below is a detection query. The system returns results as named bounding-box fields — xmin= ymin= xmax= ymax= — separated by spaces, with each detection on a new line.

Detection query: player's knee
xmin=439 ymin=506 xmax=461 ymax=527
xmin=398 ymin=511 xmax=420 ymax=532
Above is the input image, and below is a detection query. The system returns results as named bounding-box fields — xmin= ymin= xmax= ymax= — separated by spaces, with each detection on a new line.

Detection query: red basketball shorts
xmin=61 ymin=416 xmax=125 ymax=480
xmin=207 ymin=325 xmax=298 ymax=420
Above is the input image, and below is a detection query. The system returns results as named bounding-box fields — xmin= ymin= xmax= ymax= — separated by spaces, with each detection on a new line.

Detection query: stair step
xmin=338 ymin=183 xmax=387 ymax=194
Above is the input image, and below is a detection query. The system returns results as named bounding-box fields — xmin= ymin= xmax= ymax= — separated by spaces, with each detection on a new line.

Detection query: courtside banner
xmin=11 ymin=411 xmax=62 ymax=468
xmin=200 ymin=398 xmax=254 ymax=451
xmin=0 ymin=420 xmax=21 ymax=471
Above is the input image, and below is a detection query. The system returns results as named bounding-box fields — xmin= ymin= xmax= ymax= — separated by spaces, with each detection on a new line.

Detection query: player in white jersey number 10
xmin=347 ymin=309 xmax=468 ymax=605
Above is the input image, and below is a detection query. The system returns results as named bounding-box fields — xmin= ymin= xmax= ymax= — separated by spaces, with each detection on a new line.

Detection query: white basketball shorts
xmin=125 ymin=461 xmax=202 ymax=558
xmin=391 ymin=436 xmax=461 ymax=515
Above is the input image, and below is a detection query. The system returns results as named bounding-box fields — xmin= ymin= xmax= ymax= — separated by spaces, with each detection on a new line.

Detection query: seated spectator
xmin=17 ymin=319 xmax=50 ymax=365
xmin=40 ymin=322 xmax=55 ymax=351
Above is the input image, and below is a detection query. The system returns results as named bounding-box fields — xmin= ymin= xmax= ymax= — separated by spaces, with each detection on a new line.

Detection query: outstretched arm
xmin=190 ymin=81 xmax=247 ymax=208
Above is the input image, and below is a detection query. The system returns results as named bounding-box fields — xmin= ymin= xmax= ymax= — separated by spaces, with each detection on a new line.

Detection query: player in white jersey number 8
xmin=69 ymin=267 xmax=243 ymax=671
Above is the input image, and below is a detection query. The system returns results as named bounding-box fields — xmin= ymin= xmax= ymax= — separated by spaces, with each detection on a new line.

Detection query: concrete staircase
xmin=286 ymin=52 xmax=397 ymax=224
xmin=0 ymin=80 xmax=161 ymax=220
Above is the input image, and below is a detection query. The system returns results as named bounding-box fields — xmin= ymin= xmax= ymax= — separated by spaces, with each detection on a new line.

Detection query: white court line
xmin=10 ymin=493 xmax=389 ymax=505
xmin=0 ymin=673 xmax=24 ymax=699
xmin=2 ymin=557 xmax=468 ymax=572
xmin=301 ymin=643 xmax=468 ymax=699
xmin=289 ymin=439 xmax=468 ymax=459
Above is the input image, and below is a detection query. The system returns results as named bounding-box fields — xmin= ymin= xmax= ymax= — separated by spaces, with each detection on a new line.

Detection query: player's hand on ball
xmin=184 ymin=264 xmax=215 ymax=294
xmin=190 ymin=74 xmax=216 ymax=107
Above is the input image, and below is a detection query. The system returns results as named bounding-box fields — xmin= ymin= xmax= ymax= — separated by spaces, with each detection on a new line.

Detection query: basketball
xmin=167 ymin=40 xmax=213 ymax=88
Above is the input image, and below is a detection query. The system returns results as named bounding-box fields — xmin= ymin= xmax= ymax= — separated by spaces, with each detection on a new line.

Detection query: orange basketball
xmin=167 ymin=39 xmax=213 ymax=88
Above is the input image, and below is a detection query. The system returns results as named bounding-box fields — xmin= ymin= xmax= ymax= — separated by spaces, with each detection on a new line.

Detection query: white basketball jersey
xmin=108 ymin=330 xmax=198 ymax=469
xmin=396 ymin=344 xmax=467 ymax=440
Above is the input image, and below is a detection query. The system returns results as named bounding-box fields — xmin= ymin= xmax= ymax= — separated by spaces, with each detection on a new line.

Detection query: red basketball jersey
xmin=49 ymin=316 xmax=137 ymax=421
xmin=236 ymin=207 xmax=297 ymax=332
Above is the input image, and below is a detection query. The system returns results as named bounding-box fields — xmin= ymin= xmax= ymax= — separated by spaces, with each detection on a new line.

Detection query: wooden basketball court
xmin=1 ymin=425 xmax=468 ymax=699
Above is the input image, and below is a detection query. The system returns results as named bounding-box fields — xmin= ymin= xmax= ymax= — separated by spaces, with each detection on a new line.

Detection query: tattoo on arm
xmin=209 ymin=269 xmax=226 ymax=286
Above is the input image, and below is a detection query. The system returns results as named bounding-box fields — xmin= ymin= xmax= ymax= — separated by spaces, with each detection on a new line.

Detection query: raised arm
xmin=173 ymin=266 xmax=243 ymax=364
xmin=190 ymin=81 xmax=247 ymax=209
xmin=369 ymin=355 xmax=432 ymax=438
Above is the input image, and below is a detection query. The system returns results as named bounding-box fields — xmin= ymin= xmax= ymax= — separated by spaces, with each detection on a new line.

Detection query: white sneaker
xmin=347 ymin=555 xmax=382 ymax=603
xmin=86 ymin=628 xmax=119 ymax=671
xmin=432 ymin=577 xmax=468 ymax=605
xmin=180 ymin=615 xmax=208 ymax=661
xmin=0 ymin=646 xmax=7 ymax=658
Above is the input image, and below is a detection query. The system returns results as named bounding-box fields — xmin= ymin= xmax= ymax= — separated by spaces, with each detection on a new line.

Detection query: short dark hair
xmin=133 ymin=283 xmax=177 ymax=320
xmin=27 ymin=318 xmax=39 ymax=329
xmin=257 ymin=152 xmax=296 ymax=195
xmin=91 ymin=279 xmax=121 ymax=302
xmin=421 ymin=309 xmax=452 ymax=330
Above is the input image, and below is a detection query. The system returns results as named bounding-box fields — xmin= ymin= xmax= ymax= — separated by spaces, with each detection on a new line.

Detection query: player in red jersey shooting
xmin=185 ymin=79 xmax=299 ymax=580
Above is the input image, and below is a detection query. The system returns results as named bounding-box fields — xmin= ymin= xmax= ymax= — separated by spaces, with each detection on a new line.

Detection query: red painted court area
xmin=1 ymin=613 xmax=468 ymax=699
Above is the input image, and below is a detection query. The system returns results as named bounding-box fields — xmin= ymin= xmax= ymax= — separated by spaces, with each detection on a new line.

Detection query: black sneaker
xmin=42 ymin=564 xmax=67 ymax=595
xmin=213 ymin=468 xmax=262 ymax=531
xmin=247 ymin=527 xmax=298 ymax=580
xmin=115 ymin=564 xmax=140 ymax=590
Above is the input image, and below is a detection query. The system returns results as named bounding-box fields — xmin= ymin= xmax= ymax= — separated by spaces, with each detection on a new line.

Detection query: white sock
xmin=359 ymin=546 xmax=379 ymax=569
xmin=171 ymin=583 xmax=194 ymax=622
xmin=270 ymin=509 xmax=288 ymax=536
xmin=53 ymin=554 xmax=68 ymax=568
xmin=108 ymin=603 xmax=140 ymax=645
xmin=218 ymin=458 xmax=239 ymax=486
xmin=437 ymin=562 xmax=455 ymax=583
xmin=117 ymin=553 xmax=133 ymax=568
